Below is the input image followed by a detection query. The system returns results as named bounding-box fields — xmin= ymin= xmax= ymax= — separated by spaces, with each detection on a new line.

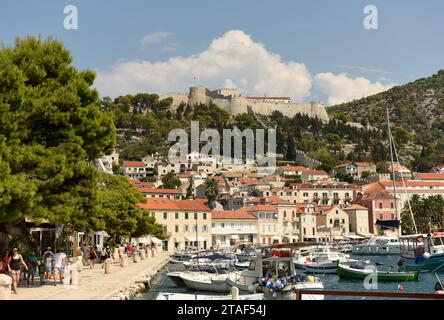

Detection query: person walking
xmin=100 ymin=247 xmax=108 ymax=268
xmin=26 ymin=252 xmax=38 ymax=286
xmin=8 ymin=248 xmax=28 ymax=294
xmin=0 ymin=249 xmax=9 ymax=275
xmin=89 ymin=246 xmax=98 ymax=269
xmin=43 ymin=251 xmax=54 ymax=281
xmin=118 ymin=244 xmax=125 ymax=265
xmin=53 ymin=248 xmax=67 ymax=286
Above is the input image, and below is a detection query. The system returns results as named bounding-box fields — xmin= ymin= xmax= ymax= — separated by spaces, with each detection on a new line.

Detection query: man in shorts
xmin=53 ymin=248 xmax=67 ymax=286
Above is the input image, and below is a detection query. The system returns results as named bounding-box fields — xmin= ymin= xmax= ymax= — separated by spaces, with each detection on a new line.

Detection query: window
xmin=163 ymin=212 xmax=167 ymax=219
xmin=303 ymin=228 xmax=306 ymax=235
xmin=390 ymin=203 xmax=394 ymax=209
xmin=163 ymin=225 xmax=167 ymax=233
xmin=391 ymin=214 xmax=395 ymax=219
xmin=329 ymin=219 xmax=333 ymax=224
xmin=303 ymin=192 xmax=308 ymax=197
xmin=203 ymin=212 xmax=207 ymax=220
xmin=284 ymin=211 xmax=287 ymax=218
xmin=221 ymin=223 xmax=225 ymax=228
xmin=220 ymin=235 xmax=226 ymax=244
xmin=312 ymin=228 xmax=315 ymax=235
xmin=185 ymin=212 xmax=189 ymax=219
xmin=194 ymin=212 xmax=198 ymax=219
xmin=336 ymin=210 xmax=339 ymax=214
xmin=379 ymin=203 xmax=383 ymax=209
xmin=202 ymin=225 xmax=208 ymax=232
xmin=342 ymin=219 xmax=345 ymax=224
xmin=175 ymin=212 xmax=179 ymax=219
xmin=175 ymin=225 xmax=179 ymax=233
xmin=212 ymin=223 xmax=215 ymax=228
xmin=184 ymin=225 xmax=189 ymax=232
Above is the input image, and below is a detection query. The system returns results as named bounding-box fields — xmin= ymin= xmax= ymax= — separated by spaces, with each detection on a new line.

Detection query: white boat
xmin=227 ymin=247 xmax=324 ymax=300
xmin=155 ymin=292 xmax=264 ymax=300
xmin=352 ymin=236 xmax=401 ymax=255
xmin=180 ymin=272 xmax=230 ymax=293
xmin=300 ymin=248 xmax=356 ymax=274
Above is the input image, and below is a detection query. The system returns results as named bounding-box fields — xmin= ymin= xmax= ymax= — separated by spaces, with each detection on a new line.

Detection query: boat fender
xmin=397 ymin=284 xmax=404 ymax=291
xmin=423 ymin=252 xmax=431 ymax=260
xmin=305 ymin=257 xmax=312 ymax=263
xmin=307 ymin=275 xmax=315 ymax=283
xmin=248 ymin=284 xmax=256 ymax=293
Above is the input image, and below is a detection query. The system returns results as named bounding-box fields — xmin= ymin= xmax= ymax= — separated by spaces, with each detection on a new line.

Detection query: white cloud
xmin=96 ymin=29 xmax=394 ymax=104
xmin=313 ymin=72 xmax=396 ymax=105
xmin=139 ymin=32 xmax=172 ymax=47
xmin=96 ymin=30 xmax=312 ymax=99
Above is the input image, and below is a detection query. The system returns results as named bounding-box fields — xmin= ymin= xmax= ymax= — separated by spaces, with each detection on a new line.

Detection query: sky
xmin=1 ymin=0 xmax=443 ymax=105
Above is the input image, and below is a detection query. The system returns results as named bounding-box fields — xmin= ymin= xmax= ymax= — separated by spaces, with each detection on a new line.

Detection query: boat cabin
xmin=400 ymin=233 xmax=444 ymax=257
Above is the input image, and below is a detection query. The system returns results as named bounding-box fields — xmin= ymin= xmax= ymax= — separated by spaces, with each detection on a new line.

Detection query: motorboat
xmin=227 ymin=244 xmax=324 ymax=300
xmin=352 ymin=235 xmax=401 ymax=255
xmin=302 ymin=250 xmax=357 ymax=274
xmin=337 ymin=262 xmax=419 ymax=281
xmin=399 ymin=233 xmax=444 ymax=272
xmin=180 ymin=272 xmax=230 ymax=293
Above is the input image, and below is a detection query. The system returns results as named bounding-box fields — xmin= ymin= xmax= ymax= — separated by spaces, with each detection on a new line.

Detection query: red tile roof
xmin=415 ymin=173 xmax=444 ymax=180
xmin=242 ymin=204 xmax=278 ymax=212
xmin=302 ymin=170 xmax=328 ymax=175
xmin=139 ymin=198 xmax=210 ymax=211
xmin=212 ymin=210 xmax=256 ymax=220
xmin=139 ymin=188 xmax=182 ymax=195
xmin=123 ymin=161 xmax=146 ymax=167
xmin=278 ymin=166 xmax=308 ymax=172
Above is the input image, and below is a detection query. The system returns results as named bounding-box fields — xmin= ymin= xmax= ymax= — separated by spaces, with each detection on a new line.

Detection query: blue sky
xmin=1 ymin=0 xmax=443 ymax=104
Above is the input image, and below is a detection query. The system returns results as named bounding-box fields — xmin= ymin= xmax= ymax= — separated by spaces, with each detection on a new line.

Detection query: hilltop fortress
xmin=160 ymin=86 xmax=329 ymax=121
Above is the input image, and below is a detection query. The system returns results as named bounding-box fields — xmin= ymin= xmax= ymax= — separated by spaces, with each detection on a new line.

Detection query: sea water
xmin=141 ymin=255 xmax=442 ymax=300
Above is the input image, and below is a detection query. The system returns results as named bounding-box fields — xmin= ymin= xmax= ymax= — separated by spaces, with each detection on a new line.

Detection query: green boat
xmin=337 ymin=262 xmax=420 ymax=282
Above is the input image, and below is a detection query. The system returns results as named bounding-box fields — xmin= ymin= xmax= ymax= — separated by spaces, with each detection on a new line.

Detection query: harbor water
xmin=141 ymin=255 xmax=443 ymax=300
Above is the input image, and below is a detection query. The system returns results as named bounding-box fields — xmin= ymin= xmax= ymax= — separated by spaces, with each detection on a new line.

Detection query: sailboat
xmin=382 ymin=107 xmax=444 ymax=272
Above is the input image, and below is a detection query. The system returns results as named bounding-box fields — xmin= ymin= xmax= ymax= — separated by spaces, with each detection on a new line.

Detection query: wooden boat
xmin=337 ymin=262 xmax=419 ymax=282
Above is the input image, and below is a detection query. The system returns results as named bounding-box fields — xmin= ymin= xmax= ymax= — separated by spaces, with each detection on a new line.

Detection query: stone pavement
xmin=10 ymin=252 xmax=170 ymax=300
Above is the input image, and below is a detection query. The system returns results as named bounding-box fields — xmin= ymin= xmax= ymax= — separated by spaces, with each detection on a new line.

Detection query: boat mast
xmin=386 ymin=107 xmax=399 ymax=236
xmin=386 ymin=107 xmax=418 ymax=235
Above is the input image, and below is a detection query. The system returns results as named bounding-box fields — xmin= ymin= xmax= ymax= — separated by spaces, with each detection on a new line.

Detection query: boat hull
xmin=400 ymin=254 xmax=444 ymax=272
xmin=303 ymin=263 xmax=338 ymax=274
xmin=181 ymin=275 xmax=230 ymax=293
xmin=337 ymin=264 xmax=419 ymax=281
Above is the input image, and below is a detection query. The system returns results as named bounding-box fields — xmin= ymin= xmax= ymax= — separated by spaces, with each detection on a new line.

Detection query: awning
xmin=150 ymin=237 xmax=163 ymax=244
xmin=375 ymin=219 xmax=400 ymax=229
xmin=333 ymin=235 xmax=345 ymax=240
xmin=186 ymin=236 xmax=205 ymax=242
xmin=230 ymin=235 xmax=240 ymax=240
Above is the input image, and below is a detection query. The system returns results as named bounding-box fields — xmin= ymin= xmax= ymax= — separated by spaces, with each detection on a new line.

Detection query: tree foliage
xmin=0 ymin=36 xmax=115 ymax=226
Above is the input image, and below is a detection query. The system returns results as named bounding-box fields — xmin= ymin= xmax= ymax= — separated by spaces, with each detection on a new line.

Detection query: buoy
xmin=398 ymin=284 xmax=404 ymax=291
xmin=423 ymin=252 xmax=431 ymax=260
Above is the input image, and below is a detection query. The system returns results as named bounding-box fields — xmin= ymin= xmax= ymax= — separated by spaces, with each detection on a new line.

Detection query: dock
xmin=9 ymin=252 xmax=170 ymax=300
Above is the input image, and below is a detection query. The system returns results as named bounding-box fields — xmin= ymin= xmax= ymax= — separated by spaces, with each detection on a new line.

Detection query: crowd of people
xmin=0 ymin=242 xmax=158 ymax=295
xmin=0 ymin=247 xmax=67 ymax=294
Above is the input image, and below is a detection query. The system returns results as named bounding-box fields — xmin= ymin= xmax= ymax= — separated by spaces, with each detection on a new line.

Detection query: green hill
xmin=328 ymin=70 xmax=444 ymax=170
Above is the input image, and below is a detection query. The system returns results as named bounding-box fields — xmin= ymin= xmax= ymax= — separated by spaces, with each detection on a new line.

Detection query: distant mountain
xmin=328 ymin=70 xmax=444 ymax=169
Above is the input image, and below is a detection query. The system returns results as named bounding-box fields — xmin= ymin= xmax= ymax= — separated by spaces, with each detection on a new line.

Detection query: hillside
xmin=328 ymin=70 xmax=444 ymax=170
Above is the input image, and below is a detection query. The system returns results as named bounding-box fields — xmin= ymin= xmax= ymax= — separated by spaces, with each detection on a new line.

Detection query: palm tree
xmin=205 ymin=178 xmax=219 ymax=210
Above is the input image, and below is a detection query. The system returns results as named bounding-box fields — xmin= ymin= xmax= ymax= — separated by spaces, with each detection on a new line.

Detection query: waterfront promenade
xmin=10 ymin=252 xmax=170 ymax=300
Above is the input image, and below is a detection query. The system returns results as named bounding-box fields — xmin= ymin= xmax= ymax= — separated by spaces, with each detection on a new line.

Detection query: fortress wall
xmin=159 ymin=93 xmax=188 ymax=110
xmin=189 ymin=86 xmax=211 ymax=106
xmin=249 ymin=101 xmax=329 ymax=121
xmin=166 ymin=86 xmax=329 ymax=122
xmin=211 ymin=98 xmax=232 ymax=113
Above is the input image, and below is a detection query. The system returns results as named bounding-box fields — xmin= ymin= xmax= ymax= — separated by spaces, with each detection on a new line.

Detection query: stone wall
xmin=162 ymin=86 xmax=330 ymax=122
